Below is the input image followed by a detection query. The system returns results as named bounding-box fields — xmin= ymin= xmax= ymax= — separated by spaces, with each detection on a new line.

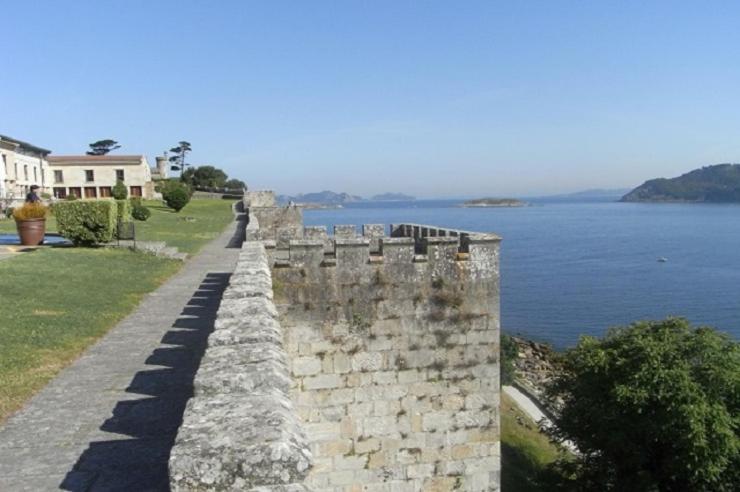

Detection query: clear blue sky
xmin=4 ymin=1 xmax=740 ymax=197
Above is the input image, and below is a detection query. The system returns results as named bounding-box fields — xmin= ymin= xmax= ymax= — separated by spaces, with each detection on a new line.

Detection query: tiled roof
xmin=0 ymin=134 xmax=52 ymax=155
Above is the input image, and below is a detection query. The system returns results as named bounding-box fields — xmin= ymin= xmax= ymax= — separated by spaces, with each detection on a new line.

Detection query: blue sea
xmin=303 ymin=198 xmax=740 ymax=348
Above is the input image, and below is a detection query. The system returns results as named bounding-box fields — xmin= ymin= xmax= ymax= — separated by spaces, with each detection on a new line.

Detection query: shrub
xmin=546 ymin=318 xmax=740 ymax=490
xmin=131 ymin=204 xmax=151 ymax=221
xmin=164 ymin=186 xmax=190 ymax=212
xmin=112 ymin=180 xmax=128 ymax=200
xmin=12 ymin=202 xmax=48 ymax=221
xmin=4 ymin=207 xmax=14 ymax=218
xmin=55 ymin=200 xmax=118 ymax=245
xmin=115 ymin=199 xmax=131 ymax=223
xmin=66 ymin=193 xmax=78 ymax=201
xmin=129 ymin=197 xmax=142 ymax=207
xmin=40 ymin=192 xmax=52 ymax=200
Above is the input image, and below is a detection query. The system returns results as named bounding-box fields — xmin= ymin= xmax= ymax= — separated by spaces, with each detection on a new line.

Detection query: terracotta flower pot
xmin=15 ymin=218 xmax=46 ymax=246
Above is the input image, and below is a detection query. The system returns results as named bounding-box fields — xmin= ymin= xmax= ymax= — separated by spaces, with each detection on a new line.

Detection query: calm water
xmin=304 ymin=199 xmax=740 ymax=348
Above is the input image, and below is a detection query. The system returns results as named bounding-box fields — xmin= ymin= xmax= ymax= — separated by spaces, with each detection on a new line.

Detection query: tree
xmin=224 ymin=178 xmax=246 ymax=190
xmin=112 ymin=180 xmax=128 ymax=200
xmin=87 ymin=139 xmax=121 ymax=156
xmin=169 ymin=141 xmax=192 ymax=177
xmin=164 ymin=186 xmax=190 ymax=212
xmin=186 ymin=166 xmax=227 ymax=189
xmin=545 ymin=318 xmax=739 ymax=491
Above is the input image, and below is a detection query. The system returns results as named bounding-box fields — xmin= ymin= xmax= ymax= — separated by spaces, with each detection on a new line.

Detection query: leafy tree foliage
xmin=164 ymin=186 xmax=190 ymax=212
xmin=169 ymin=141 xmax=192 ymax=176
xmin=181 ymin=165 xmax=228 ymax=189
xmin=545 ymin=318 xmax=739 ymax=491
xmin=87 ymin=139 xmax=121 ymax=156
xmin=112 ymin=180 xmax=128 ymax=200
xmin=224 ymin=178 xmax=246 ymax=190
xmin=500 ymin=334 xmax=519 ymax=385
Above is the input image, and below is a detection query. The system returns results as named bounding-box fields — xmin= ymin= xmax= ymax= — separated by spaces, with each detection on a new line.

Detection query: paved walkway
xmin=0 ymin=212 xmax=246 ymax=491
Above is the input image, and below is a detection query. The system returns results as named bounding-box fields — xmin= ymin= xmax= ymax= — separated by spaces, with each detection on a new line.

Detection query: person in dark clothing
xmin=25 ymin=185 xmax=41 ymax=203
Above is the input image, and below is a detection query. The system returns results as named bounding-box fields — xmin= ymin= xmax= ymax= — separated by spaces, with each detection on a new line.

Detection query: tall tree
xmin=87 ymin=139 xmax=120 ymax=156
xmin=168 ymin=141 xmax=192 ymax=177
xmin=545 ymin=318 xmax=740 ymax=490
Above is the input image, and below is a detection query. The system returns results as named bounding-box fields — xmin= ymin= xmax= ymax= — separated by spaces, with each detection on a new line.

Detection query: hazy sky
xmin=4 ymin=1 xmax=740 ymax=197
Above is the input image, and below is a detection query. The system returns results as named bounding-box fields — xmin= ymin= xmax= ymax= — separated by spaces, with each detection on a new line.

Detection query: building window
xmin=85 ymin=170 xmax=94 ymax=182
xmin=116 ymin=169 xmax=124 ymax=182
xmin=53 ymin=187 xmax=67 ymax=199
xmin=24 ymin=165 xmax=28 ymax=181
xmin=99 ymin=186 xmax=112 ymax=198
xmin=33 ymin=167 xmax=37 ymax=182
xmin=130 ymin=186 xmax=142 ymax=197
xmin=84 ymin=187 xmax=97 ymax=199
xmin=54 ymin=170 xmax=63 ymax=183
xmin=68 ymin=187 xmax=81 ymax=199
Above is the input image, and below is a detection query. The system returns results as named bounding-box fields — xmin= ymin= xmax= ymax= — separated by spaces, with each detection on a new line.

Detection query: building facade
xmin=0 ymin=134 xmax=51 ymax=200
xmin=46 ymin=155 xmax=159 ymax=199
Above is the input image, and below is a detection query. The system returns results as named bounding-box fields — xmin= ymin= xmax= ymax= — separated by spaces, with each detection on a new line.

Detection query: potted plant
xmin=13 ymin=202 xmax=48 ymax=245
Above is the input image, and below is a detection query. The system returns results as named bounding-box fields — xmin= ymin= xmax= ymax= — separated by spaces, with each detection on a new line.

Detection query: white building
xmin=0 ymin=134 xmax=51 ymax=200
xmin=46 ymin=155 xmax=164 ymax=199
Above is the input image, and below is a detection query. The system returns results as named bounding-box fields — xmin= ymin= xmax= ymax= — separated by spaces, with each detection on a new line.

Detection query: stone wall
xmin=245 ymin=190 xmax=303 ymax=245
xmin=272 ymin=223 xmax=502 ymax=491
xmin=169 ymin=242 xmax=313 ymax=491
xmin=170 ymin=209 xmax=502 ymax=491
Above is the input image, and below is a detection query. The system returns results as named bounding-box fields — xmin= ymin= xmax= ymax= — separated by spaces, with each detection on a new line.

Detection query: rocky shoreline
xmin=508 ymin=336 xmax=561 ymax=417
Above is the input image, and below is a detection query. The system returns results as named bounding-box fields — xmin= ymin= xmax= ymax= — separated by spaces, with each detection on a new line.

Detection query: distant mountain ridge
xmin=621 ymin=164 xmax=740 ymax=203
xmin=278 ymin=190 xmax=415 ymax=204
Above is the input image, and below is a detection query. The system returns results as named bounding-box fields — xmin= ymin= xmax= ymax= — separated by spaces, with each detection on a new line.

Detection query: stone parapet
xmin=169 ymin=241 xmax=313 ymax=491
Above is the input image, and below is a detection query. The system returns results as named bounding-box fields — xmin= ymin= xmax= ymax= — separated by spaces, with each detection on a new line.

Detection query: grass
xmin=501 ymin=392 xmax=563 ymax=491
xmin=0 ymin=247 xmax=180 ymax=423
xmin=0 ymin=198 xmax=235 ymax=423
xmin=1 ymin=199 xmax=235 ymax=254
xmin=134 ymin=199 xmax=236 ymax=254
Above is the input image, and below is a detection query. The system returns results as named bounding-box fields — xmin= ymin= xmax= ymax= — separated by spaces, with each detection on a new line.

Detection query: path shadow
xmin=226 ymin=200 xmax=247 ymax=249
xmin=60 ymin=272 xmax=231 ymax=491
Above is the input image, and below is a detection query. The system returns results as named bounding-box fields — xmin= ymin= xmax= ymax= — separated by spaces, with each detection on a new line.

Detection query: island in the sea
xmin=370 ymin=192 xmax=416 ymax=201
xmin=460 ymin=197 xmax=527 ymax=207
xmin=621 ymin=163 xmax=740 ymax=203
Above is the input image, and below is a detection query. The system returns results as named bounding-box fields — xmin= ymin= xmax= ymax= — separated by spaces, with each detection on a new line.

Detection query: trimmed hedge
xmin=54 ymin=200 xmax=118 ymax=245
xmin=116 ymin=199 xmax=131 ymax=223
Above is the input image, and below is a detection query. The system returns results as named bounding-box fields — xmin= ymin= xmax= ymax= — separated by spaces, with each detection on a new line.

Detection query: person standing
xmin=25 ymin=185 xmax=41 ymax=203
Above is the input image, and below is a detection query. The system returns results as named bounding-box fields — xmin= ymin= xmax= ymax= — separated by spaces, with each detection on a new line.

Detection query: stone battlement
xmin=271 ymin=223 xmax=500 ymax=273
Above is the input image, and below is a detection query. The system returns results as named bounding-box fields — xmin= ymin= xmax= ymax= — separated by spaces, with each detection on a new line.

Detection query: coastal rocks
xmin=510 ymin=336 xmax=560 ymax=414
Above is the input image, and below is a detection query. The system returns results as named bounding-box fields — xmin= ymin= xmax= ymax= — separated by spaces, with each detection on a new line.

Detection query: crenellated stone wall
xmin=272 ymin=223 xmax=502 ymax=491
xmin=169 ymin=242 xmax=313 ymax=491
xmin=170 ymin=198 xmax=502 ymax=491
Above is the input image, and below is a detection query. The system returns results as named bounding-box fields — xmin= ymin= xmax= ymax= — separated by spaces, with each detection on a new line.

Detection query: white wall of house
xmin=47 ymin=156 xmax=156 ymax=199
xmin=0 ymin=137 xmax=50 ymax=200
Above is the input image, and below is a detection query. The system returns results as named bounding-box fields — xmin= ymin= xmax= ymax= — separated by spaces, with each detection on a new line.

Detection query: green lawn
xmin=135 ymin=199 xmax=236 ymax=253
xmin=0 ymin=198 xmax=236 ymax=423
xmin=501 ymin=392 xmax=563 ymax=491
xmin=0 ymin=248 xmax=180 ymax=422
xmin=1 ymin=199 xmax=235 ymax=254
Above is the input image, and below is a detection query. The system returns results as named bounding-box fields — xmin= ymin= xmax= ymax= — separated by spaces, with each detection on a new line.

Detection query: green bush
xmin=66 ymin=193 xmax=78 ymax=201
xmin=54 ymin=200 xmax=118 ymax=245
xmin=115 ymin=199 xmax=131 ymax=223
xmin=112 ymin=180 xmax=128 ymax=200
xmin=131 ymin=204 xmax=151 ymax=221
xmin=164 ymin=186 xmax=190 ymax=212
xmin=129 ymin=197 xmax=142 ymax=207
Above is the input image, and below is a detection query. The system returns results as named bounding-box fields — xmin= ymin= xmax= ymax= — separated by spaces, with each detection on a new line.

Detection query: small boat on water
xmin=657 ymin=257 xmax=668 ymax=263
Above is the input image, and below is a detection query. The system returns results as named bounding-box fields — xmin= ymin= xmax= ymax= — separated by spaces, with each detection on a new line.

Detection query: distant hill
xmin=558 ymin=188 xmax=631 ymax=199
xmin=278 ymin=190 xmax=363 ymax=205
xmin=371 ymin=192 xmax=415 ymax=201
xmin=621 ymin=164 xmax=740 ymax=203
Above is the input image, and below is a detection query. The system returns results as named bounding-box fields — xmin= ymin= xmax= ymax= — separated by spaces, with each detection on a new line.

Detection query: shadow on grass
xmin=59 ymin=272 xmax=231 ymax=491
xmin=502 ymin=442 xmax=547 ymax=492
